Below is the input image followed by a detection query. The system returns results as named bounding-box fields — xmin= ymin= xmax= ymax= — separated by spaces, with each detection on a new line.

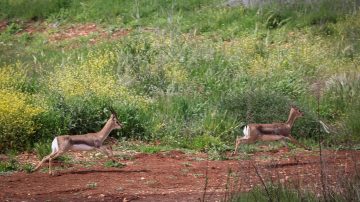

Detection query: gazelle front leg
xmin=96 ymin=145 xmax=118 ymax=162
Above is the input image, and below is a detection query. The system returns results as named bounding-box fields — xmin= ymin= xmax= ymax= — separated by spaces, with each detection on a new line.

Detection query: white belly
xmin=70 ymin=144 xmax=95 ymax=151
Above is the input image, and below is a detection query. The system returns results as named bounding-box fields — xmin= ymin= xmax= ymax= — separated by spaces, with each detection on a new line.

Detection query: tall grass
xmin=0 ymin=0 xmax=359 ymax=152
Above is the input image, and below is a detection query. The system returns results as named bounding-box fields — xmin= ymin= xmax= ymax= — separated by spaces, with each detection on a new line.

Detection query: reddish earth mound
xmin=1 ymin=149 xmax=359 ymax=201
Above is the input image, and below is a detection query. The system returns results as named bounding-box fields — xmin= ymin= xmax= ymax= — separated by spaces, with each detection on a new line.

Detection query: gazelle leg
xmin=48 ymin=151 xmax=64 ymax=175
xmin=232 ymin=137 xmax=241 ymax=155
xmin=33 ymin=153 xmax=55 ymax=172
xmin=97 ymin=145 xmax=117 ymax=162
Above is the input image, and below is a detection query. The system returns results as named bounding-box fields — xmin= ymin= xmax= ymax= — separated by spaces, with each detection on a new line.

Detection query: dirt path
xmin=1 ymin=149 xmax=359 ymax=202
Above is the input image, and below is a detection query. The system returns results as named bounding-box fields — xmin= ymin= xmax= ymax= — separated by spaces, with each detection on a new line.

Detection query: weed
xmin=86 ymin=182 xmax=97 ymax=189
xmin=0 ymin=158 xmax=19 ymax=173
xmin=21 ymin=163 xmax=34 ymax=173
xmin=104 ymin=161 xmax=125 ymax=168
xmin=138 ymin=145 xmax=162 ymax=154
xmin=34 ymin=141 xmax=51 ymax=159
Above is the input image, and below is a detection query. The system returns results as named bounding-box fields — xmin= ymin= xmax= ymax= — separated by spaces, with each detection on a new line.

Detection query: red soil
xmin=0 ymin=149 xmax=359 ymax=201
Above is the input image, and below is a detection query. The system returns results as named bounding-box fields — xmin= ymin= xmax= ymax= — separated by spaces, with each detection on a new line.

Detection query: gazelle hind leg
xmin=33 ymin=153 xmax=54 ymax=172
xmin=48 ymin=151 xmax=64 ymax=175
xmin=232 ymin=137 xmax=241 ymax=155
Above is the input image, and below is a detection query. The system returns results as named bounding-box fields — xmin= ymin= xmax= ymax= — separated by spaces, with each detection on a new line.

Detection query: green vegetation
xmin=0 ymin=0 xmax=359 ymax=154
xmin=229 ymin=175 xmax=360 ymax=202
xmin=0 ymin=158 xmax=19 ymax=173
xmin=231 ymin=183 xmax=318 ymax=202
xmin=103 ymin=160 xmax=125 ymax=168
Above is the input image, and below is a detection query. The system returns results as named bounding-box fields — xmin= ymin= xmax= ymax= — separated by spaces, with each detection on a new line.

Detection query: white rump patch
xmin=242 ymin=126 xmax=250 ymax=139
xmin=51 ymin=137 xmax=59 ymax=154
xmin=70 ymin=144 xmax=95 ymax=151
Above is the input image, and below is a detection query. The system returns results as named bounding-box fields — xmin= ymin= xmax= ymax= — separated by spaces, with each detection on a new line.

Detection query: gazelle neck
xmin=98 ymin=118 xmax=114 ymax=142
xmin=285 ymin=109 xmax=299 ymax=127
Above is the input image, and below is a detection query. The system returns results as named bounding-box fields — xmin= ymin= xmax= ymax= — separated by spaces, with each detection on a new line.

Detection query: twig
xmin=252 ymin=163 xmax=272 ymax=202
xmin=201 ymin=157 xmax=209 ymax=202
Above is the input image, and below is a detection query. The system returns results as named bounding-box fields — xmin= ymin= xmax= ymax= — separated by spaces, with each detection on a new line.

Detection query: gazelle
xmin=33 ymin=111 xmax=123 ymax=175
xmin=233 ymin=106 xmax=309 ymax=155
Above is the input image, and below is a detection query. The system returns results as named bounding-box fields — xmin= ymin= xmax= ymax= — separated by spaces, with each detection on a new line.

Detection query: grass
xmin=137 ymin=144 xmax=173 ymax=154
xmin=0 ymin=158 xmax=19 ymax=173
xmin=230 ymin=183 xmax=318 ymax=202
xmin=0 ymin=0 xmax=359 ymax=154
xmin=103 ymin=160 xmax=125 ymax=168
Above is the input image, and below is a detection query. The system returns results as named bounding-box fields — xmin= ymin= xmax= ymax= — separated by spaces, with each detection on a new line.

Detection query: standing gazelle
xmin=233 ymin=106 xmax=309 ymax=155
xmin=33 ymin=111 xmax=123 ymax=175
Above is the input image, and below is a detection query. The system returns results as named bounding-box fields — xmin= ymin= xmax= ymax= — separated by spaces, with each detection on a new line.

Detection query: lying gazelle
xmin=33 ymin=111 xmax=123 ymax=175
xmin=233 ymin=106 xmax=310 ymax=155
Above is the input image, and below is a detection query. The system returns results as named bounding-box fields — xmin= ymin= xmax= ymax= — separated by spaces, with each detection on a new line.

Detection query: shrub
xmin=38 ymin=49 xmax=151 ymax=141
xmin=0 ymin=90 xmax=44 ymax=152
xmin=0 ymin=64 xmax=44 ymax=152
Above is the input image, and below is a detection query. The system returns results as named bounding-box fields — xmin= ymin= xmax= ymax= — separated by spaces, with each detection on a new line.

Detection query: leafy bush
xmin=37 ymin=49 xmax=152 ymax=140
xmin=0 ymin=65 xmax=44 ymax=152
xmin=0 ymin=90 xmax=44 ymax=152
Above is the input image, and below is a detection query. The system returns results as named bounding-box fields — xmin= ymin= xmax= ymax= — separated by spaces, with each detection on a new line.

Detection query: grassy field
xmin=1 ymin=0 xmax=360 ymax=201
xmin=0 ymin=0 xmax=359 ymax=154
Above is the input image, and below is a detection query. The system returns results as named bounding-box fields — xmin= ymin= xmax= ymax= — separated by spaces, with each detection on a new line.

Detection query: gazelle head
xmin=291 ymin=105 xmax=304 ymax=118
xmin=109 ymin=108 xmax=123 ymax=129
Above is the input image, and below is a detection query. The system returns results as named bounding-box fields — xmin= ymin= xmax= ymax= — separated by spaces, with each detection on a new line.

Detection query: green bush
xmin=0 ymin=65 xmax=45 ymax=152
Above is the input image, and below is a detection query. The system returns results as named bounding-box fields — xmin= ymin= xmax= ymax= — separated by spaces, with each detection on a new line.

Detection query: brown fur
xmin=233 ymin=106 xmax=309 ymax=155
xmin=33 ymin=113 xmax=123 ymax=175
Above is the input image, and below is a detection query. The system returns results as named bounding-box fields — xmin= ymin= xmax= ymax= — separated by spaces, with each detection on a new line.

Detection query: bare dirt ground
xmin=1 ymin=148 xmax=359 ymax=202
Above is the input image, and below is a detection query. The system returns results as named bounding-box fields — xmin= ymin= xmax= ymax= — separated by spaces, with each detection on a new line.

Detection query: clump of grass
xmin=103 ymin=161 xmax=125 ymax=168
xmin=34 ymin=141 xmax=51 ymax=159
xmin=137 ymin=144 xmax=173 ymax=154
xmin=86 ymin=182 xmax=97 ymax=189
xmin=231 ymin=183 xmax=318 ymax=202
xmin=21 ymin=163 xmax=34 ymax=173
xmin=0 ymin=158 xmax=19 ymax=173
